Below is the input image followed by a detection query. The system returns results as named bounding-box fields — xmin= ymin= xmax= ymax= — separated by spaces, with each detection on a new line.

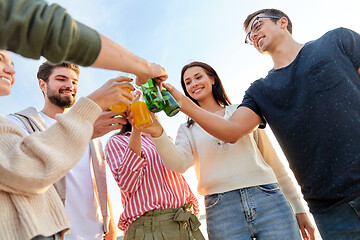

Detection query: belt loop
xmin=152 ymin=217 xmax=155 ymax=232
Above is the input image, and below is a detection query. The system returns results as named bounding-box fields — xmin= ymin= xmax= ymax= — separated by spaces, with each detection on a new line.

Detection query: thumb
xmin=162 ymin=83 xmax=173 ymax=91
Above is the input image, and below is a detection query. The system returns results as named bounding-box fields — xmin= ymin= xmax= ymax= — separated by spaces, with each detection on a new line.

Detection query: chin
xmin=0 ymin=88 xmax=11 ymax=96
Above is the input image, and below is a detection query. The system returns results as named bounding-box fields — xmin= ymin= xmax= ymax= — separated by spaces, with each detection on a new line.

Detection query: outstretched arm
xmin=132 ymin=113 xmax=194 ymax=173
xmin=163 ymin=83 xmax=261 ymax=143
xmin=0 ymin=0 xmax=167 ymax=84
xmin=92 ymin=34 xmax=168 ymax=85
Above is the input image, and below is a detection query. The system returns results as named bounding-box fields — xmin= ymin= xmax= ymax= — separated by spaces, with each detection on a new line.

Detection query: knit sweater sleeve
xmin=0 ymin=97 xmax=102 ymax=195
xmin=254 ymin=129 xmax=307 ymax=214
xmin=151 ymin=125 xmax=194 ymax=173
xmin=0 ymin=0 xmax=101 ymax=66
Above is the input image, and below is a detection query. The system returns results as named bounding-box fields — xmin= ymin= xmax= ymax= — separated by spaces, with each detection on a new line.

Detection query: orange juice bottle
xmin=130 ymin=101 xmax=153 ymax=129
xmin=109 ymin=88 xmax=132 ymax=112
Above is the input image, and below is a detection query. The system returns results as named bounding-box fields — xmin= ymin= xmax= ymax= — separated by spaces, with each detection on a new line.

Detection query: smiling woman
xmin=0 ymin=50 xmax=16 ymax=96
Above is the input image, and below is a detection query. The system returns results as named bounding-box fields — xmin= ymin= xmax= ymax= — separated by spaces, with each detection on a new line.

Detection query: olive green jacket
xmin=0 ymin=0 xmax=101 ymax=66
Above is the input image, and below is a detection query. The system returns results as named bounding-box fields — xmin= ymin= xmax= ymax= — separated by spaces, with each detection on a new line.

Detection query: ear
xmin=39 ymin=79 xmax=46 ymax=93
xmin=279 ymin=17 xmax=288 ymax=30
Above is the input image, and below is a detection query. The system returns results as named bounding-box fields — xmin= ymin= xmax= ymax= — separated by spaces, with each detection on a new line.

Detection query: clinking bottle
xmin=161 ymin=87 xmax=181 ymax=117
xmin=140 ymin=78 xmax=164 ymax=113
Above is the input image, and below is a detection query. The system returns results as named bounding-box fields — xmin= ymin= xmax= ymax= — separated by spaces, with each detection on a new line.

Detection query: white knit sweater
xmin=0 ymin=97 xmax=102 ymax=240
xmin=151 ymin=104 xmax=306 ymax=214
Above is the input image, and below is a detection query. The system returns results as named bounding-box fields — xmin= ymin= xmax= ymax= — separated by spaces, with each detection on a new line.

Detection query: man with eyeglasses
xmin=165 ymin=8 xmax=360 ymax=240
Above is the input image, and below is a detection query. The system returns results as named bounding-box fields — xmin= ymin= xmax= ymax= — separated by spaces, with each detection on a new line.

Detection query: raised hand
xmin=162 ymin=83 xmax=189 ymax=109
xmin=135 ymin=63 xmax=168 ymax=86
xmin=91 ymin=110 xmax=127 ymax=139
xmin=87 ymin=76 xmax=134 ymax=110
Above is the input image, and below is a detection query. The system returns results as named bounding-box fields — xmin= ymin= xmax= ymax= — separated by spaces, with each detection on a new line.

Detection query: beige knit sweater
xmin=0 ymin=97 xmax=102 ymax=240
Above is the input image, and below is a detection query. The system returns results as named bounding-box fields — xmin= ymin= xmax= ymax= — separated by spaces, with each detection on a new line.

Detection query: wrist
xmin=180 ymin=97 xmax=193 ymax=114
xmin=151 ymin=127 xmax=163 ymax=138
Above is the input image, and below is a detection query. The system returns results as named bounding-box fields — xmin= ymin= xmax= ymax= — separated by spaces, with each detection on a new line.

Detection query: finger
xmin=111 ymin=116 xmax=127 ymax=125
xmin=135 ymin=76 xmax=143 ymax=86
xmin=113 ymin=76 xmax=133 ymax=82
xmin=118 ymin=82 xmax=135 ymax=92
xmin=112 ymin=111 xmax=127 ymax=118
xmin=300 ymin=228 xmax=308 ymax=240
xmin=109 ymin=123 xmax=123 ymax=131
xmin=120 ymin=88 xmax=133 ymax=101
xmin=309 ymin=228 xmax=315 ymax=240
xmin=104 ymin=110 xmax=121 ymax=118
xmin=128 ymin=117 xmax=135 ymax=126
xmin=156 ymin=75 xmax=168 ymax=82
xmin=162 ymin=82 xmax=172 ymax=90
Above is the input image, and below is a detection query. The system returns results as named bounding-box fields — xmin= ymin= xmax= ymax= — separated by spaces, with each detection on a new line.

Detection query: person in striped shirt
xmin=105 ymin=120 xmax=205 ymax=240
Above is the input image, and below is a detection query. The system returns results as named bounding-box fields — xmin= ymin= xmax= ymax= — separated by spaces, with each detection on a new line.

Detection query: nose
xmin=64 ymin=79 xmax=75 ymax=88
xmin=191 ymin=81 xmax=199 ymax=90
xmin=3 ymin=63 xmax=15 ymax=76
xmin=249 ymin=31 xmax=258 ymax=44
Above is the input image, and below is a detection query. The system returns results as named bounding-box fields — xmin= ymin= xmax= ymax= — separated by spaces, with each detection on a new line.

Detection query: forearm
xmin=91 ymin=34 xmax=151 ymax=82
xmin=0 ymin=97 xmax=102 ymax=194
xmin=181 ymin=99 xmax=258 ymax=143
xmin=151 ymin=129 xmax=194 ymax=173
xmin=128 ymin=128 xmax=142 ymax=156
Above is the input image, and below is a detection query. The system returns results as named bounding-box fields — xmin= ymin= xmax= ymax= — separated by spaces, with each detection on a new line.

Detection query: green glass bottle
xmin=140 ymin=78 xmax=164 ymax=112
xmin=161 ymin=87 xmax=181 ymax=117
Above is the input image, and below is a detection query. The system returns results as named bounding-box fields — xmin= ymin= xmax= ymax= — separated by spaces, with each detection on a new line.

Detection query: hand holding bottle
xmin=128 ymin=110 xmax=163 ymax=138
xmin=161 ymin=83 xmax=189 ymax=110
xmin=135 ymin=63 xmax=168 ymax=86
xmin=140 ymin=79 xmax=180 ymax=117
xmin=129 ymin=89 xmax=153 ymax=129
xmin=87 ymin=77 xmax=134 ymax=111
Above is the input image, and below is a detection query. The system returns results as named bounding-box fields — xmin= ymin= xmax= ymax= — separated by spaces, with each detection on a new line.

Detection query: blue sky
xmin=2 ymin=0 xmax=360 ymax=237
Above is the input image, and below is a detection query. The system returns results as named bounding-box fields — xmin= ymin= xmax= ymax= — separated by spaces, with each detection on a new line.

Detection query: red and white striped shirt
xmin=105 ymin=133 xmax=199 ymax=232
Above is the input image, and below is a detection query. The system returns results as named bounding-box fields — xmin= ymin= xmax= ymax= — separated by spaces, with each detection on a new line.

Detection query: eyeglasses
xmin=245 ymin=16 xmax=280 ymax=45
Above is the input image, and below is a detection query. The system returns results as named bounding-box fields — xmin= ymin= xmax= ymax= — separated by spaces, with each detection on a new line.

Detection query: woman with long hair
xmin=141 ymin=61 xmax=315 ymax=240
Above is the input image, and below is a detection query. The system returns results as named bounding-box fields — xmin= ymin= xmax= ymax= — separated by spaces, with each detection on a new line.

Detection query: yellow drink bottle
xmin=130 ymin=101 xmax=153 ymax=129
xmin=109 ymin=88 xmax=132 ymax=112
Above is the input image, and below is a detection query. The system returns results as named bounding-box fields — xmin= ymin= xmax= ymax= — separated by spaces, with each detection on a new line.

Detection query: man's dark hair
xmin=37 ymin=61 xmax=80 ymax=82
xmin=244 ymin=8 xmax=292 ymax=34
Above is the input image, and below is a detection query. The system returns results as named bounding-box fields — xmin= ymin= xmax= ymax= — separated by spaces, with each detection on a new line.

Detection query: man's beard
xmin=46 ymin=85 xmax=76 ymax=108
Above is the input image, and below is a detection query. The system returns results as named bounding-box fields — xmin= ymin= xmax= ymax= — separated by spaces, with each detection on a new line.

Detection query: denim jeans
xmin=204 ymin=184 xmax=301 ymax=240
xmin=312 ymin=195 xmax=360 ymax=240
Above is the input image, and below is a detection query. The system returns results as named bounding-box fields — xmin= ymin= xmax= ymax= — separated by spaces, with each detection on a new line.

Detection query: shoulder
xmin=177 ymin=123 xmax=196 ymax=140
xmin=178 ymin=123 xmax=190 ymax=134
xmin=0 ymin=114 xmax=28 ymax=135
xmin=318 ymin=27 xmax=358 ymax=42
xmin=107 ymin=134 xmax=129 ymax=146
xmin=327 ymin=27 xmax=355 ymax=35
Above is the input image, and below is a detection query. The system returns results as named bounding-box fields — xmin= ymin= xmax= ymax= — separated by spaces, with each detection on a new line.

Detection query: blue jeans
xmin=312 ymin=195 xmax=360 ymax=240
xmin=204 ymin=184 xmax=301 ymax=240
